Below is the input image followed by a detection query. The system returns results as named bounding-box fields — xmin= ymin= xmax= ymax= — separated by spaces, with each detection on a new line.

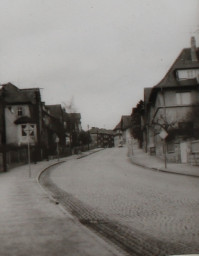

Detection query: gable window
xmin=176 ymin=69 xmax=199 ymax=80
xmin=17 ymin=107 xmax=23 ymax=117
xmin=176 ymin=92 xmax=191 ymax=105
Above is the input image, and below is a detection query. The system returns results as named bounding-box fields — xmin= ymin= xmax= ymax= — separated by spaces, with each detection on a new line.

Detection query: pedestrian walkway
xmin=129 ymin=144 xmax=199 ymax=178
xmin=0 ymin=149 xmax=121 ymax=256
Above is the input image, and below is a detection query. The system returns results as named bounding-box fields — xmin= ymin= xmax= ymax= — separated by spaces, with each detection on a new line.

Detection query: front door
xmin=180 ymin=142 xmax=188 ymax=163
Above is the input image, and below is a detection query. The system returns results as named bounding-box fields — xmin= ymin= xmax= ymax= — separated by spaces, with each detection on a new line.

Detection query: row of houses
xmin=0 ymin=83 xmax=81 ymax=171
xmin=113 ymin=116 xmax=132 ymax=147
xmin=114 ymin=37 xmax=199 ymax=165
xmin=89 ymin=127 xmax=114 ymax=148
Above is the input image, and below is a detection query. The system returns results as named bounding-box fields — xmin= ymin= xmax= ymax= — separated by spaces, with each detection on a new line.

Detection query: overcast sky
xmin=0 ymin=0 xmax=198 ymax=130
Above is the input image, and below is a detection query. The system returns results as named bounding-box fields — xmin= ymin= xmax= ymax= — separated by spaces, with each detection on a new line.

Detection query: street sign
xmin=22 ymin=124 xmax=35 ymax=137
xmin=159 ymin=129 xmax=168 ymax=139
xmin=23 ymin=124 xmax=34 ymax=136
xmin=55 ymin=137 xmax=59 ymax=143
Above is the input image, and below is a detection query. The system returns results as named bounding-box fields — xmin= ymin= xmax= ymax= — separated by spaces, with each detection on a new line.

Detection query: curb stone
xmin=130 ymin=157 xmax=199 ymax=178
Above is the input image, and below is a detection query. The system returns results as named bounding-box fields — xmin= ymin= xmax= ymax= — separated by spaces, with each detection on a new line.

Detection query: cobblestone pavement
xmin=40 ymin=148 xmax=199 ymax=256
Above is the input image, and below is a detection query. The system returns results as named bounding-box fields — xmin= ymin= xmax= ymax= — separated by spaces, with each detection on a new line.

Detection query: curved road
xmin=40 ymin=147 xmax=199 ymax=256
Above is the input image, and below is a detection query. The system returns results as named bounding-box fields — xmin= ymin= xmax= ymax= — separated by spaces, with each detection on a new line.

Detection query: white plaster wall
xmin=5 ymin=105 xmax=32 ymax=145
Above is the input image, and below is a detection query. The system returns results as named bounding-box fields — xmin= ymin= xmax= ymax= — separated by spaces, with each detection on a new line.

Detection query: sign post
xmin=24 ymin=124 xmax=34 ymax=178
xmin=159 ymin=128 xmax=168 ymax=169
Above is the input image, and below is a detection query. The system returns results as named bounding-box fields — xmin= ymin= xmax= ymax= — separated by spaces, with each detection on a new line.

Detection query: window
xmin=176 ymin=69 xmax=199 ymax=80
xmin=167 ymin=142 xmax=175 ymax=153
xmin=21 ymin=124 xmax=26 ymax=136
xmin=191 ymin=140 xmax=199 ymax=153
xmin=176 ymin=92 xmax=191 ymax=105
xmin=17 ymin=107 xmax=23 ymax=116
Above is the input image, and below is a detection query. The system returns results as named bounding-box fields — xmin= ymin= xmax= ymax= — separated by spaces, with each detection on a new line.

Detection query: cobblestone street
xmin=40 ymin=147 xmax=199 ymax=256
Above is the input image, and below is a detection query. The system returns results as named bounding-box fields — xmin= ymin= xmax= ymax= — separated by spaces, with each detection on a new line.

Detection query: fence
xmin=6 ymin=147 xmax=30 ymax=170
xmin=0 ymin=143 xmax=98 ymax=172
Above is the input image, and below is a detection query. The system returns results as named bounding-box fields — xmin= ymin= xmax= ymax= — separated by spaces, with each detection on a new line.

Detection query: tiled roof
xmin=45 ymin=105 xmax=63 ymax=119
xmin=113 ymin=121 xmax=121 ymax=131
xmin=154 ymin=48 xmax=199 ymax=89
xmin=121 ymin=115 xmax=132 ymax=130
xmin=113 ymin=116 xmax=132 ymax=131
xmin=0 ymin=83 xmax=41 ymax=104
xmin=148 ymin=46 xmax=199 ymax=102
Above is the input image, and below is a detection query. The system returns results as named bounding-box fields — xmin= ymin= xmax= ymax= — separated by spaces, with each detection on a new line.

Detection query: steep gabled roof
xmin=154 ymin=47 xmax=199 ymax=89
xmin=0 ymin=83 xmax=41 ymax=104
xmin=121 ymin=115 xmax=132 ymax=130
xmin=113 ymin=115 xmax=132 ymax=131
xmin=45 ymin=104 xmax=63 ymax=119
xmin=113 ymin=121 xmax=121 ymax=131
xmin=148 ymin=42 xmax=199 ymax=103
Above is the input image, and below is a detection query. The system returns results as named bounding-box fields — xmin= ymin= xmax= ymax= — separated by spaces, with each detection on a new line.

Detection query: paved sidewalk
xmin=0 ymin=149 xmax=121 ymax=256
xmin=129 ymin=144 xmax=199 ymax=178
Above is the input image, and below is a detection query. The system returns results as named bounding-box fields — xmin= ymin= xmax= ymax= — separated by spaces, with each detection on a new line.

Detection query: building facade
xmin=144 ymin=37 xmax=199 ymax=164
xmin=113 ymin=115 xmax=132 ymax=147
xmin=0 ymin=83 xmax=82 ymax=171
xmin=90 ymin=127 xmax=114 ymax=148
xmin=0 ymin=83 xmax=42 ymax=170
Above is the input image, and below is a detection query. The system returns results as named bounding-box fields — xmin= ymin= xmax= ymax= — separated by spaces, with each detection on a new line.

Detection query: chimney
xmin=191 ymin=36 xmax=198 ymax=61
